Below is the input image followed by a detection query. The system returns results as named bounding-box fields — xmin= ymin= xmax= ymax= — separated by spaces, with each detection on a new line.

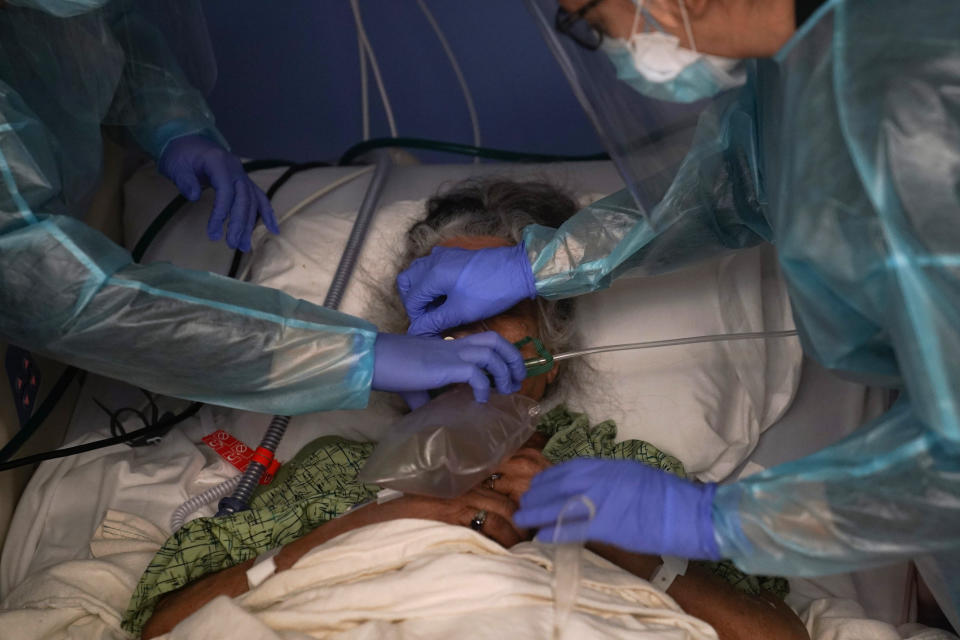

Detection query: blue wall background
xmin=202 ymin=0 xmax=604 ymax=164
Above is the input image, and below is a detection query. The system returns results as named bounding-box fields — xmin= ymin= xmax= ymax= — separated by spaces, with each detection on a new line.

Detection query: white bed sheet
xmin=0 ymin=379 xmax=237 ymax=598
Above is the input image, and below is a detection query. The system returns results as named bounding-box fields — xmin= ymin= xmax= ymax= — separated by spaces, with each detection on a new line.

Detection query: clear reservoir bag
xmin=359 ymin=386 xmax=540 ymax=499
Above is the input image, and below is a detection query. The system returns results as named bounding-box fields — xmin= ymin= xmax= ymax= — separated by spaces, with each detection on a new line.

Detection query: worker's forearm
xmin=588 ymin=543 xmax=809 ymax=640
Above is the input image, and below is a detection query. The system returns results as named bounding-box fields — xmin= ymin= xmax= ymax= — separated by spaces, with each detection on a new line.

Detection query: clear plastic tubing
xmin=525 ymin=329 xmax=799 ymax=370
xmin=551 ymin=494 xmax=596 ymax=640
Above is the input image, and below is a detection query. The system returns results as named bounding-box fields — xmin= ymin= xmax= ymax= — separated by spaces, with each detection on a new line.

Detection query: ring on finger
xmin=469 ymin=509 xmax=488 ymax=531
xmin=484 ymin=473 xmax=502 ymax=490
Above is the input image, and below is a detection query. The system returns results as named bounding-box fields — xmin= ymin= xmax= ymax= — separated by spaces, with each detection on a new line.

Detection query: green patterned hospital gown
xmin=122 ymin=406 xmax=787 ymax=635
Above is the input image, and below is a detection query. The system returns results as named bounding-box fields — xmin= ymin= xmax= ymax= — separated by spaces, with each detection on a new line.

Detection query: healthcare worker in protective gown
xmin=397 ymin=0 xmax=960 ymax=614
xmin=0 ymin=0 xmax=525 ymax=416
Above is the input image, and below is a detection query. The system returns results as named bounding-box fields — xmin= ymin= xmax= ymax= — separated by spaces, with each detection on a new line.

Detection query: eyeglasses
xmin=555 ymin=0 xmax=607 ymax=51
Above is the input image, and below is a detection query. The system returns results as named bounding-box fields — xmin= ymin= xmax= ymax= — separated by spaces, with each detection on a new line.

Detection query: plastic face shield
xmin=521 ymin=0 xmax=767 ymax=297
xmin=524 ymin=0 xmax=708 ymax=222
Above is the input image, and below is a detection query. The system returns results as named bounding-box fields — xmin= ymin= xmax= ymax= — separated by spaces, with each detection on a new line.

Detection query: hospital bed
xmin=0 ymin=157 xmax=947 ymax=639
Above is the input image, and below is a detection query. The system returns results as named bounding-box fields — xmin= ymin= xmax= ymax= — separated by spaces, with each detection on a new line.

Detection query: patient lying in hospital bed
xmin=126 ymin=180 xmax=807 ymax=640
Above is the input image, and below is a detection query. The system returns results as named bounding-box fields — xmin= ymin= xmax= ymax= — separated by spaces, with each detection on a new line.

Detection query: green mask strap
xmin=515 ymin=336 xmax=555 ymax=378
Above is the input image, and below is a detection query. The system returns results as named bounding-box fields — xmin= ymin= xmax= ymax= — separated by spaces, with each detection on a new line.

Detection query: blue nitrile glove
xmin=396 ymin=244 xmax=537 ymax=337
xmin=158 ymin=134 xmax=279 ymax=251
xmin=372 ymin=332 xmax=526 ymax=409
xmin=514 ymin=458 xmax=721 ymax=560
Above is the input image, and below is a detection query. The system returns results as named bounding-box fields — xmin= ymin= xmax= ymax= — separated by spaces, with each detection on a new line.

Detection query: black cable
xmin=339 ymin=136 xmax=609 ymax=166
xmin=94 ymin=389 xmax=178 ymax=448
xmin=0 ymin=402 xmax=203 ymax=471
xmin=265 ymin=161 xmax=332 ymax=199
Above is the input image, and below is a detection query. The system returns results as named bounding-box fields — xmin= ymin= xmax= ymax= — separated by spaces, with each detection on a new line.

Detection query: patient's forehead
xmin=438 ymin=235 xmax=514 ymax=251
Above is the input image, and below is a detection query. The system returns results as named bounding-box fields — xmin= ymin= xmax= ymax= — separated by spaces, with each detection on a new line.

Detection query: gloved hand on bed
xmin=513 ymin=458 xmax=722 ymax=560
xmin=158 ymin=134 xmax=279 ymax=252
xmin=397 ymin=243 xmax=537 ymax=336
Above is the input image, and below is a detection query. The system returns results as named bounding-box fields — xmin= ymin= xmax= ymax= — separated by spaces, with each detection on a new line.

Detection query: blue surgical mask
xmin=603 ymin=9 xmax=745 ymax=103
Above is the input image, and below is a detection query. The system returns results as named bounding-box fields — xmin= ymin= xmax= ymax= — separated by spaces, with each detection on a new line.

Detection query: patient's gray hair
xmin=399 ymin=178 xmax=579 ymax=355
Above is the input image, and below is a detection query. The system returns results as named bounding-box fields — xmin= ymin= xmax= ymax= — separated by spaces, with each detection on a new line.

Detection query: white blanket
xmin=1 ymin=515 xmax=718 ymax=640
xmin=3 ymin=513 xmax=953 ymax=640
xmin=0 ymin=393 xmax=238 ymax=599
xmin=0 ymin=510 xmax=165 ymax=640
xmin=160 ymin=518 xmax=718 ymax=640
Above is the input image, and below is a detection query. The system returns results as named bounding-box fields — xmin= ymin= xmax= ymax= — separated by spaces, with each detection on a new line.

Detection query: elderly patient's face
xmin=437 ymin=235 xmax=560 ymax=402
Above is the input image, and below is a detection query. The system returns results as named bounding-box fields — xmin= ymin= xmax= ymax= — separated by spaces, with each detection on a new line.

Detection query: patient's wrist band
xmin=650 ymin=555 xmax=688 ymax=592
xmin=246 ymin=547 xmax=282 ymax=589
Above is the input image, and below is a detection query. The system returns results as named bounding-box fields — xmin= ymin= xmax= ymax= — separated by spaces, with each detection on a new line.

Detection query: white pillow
xmin=122 ymin=163 xmax=802 ymax=477
xmin=557 ymin=243 xmax=802 ymax=481
xmin=247 ymin=201 xmax=801 ymax=480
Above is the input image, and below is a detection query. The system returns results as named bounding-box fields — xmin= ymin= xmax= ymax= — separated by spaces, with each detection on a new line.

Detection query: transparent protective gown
xmin=525 ymin=0 xmax=960 ymax=595
xmin=0 ymin=1 xmax=376 ymax=414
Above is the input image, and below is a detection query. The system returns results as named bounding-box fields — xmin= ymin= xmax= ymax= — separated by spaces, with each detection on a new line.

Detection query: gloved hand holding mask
xmin=372 ymin=331 xmax=526 ymax=409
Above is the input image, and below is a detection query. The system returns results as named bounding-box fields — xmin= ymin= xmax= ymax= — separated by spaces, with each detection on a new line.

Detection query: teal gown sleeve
xmin=713 ymin=398 xmax=960 ymax=576
xmin=522 ymin=86 xmax=771 ymax=300
xmin=102 ymin=0 xmax=228 ymax=158
xmin=0 ymin=78 xmax=377 ymax=415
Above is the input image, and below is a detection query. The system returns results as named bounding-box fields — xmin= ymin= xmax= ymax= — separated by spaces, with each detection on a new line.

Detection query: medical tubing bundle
xmin=350 ymin=0 xmax=398 ymax=139
xmin=324 ymin=151 xmax=393 ymax=308
xmin=170 ymin=475 xmax=241 ymax=531
xmin=216 ymin=150 xmax=393 ymax=517
xmin=215 ymin=415 xmax=290 ymax=516
xmin=415 ymin=0 xmax=481 ymax=151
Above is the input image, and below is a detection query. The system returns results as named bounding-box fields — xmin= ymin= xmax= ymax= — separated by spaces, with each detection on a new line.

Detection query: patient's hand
xmin=487 ymin=445 xmax=552 ymax=504
xmin=390 ymin=488 xmax=528 ymax=547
